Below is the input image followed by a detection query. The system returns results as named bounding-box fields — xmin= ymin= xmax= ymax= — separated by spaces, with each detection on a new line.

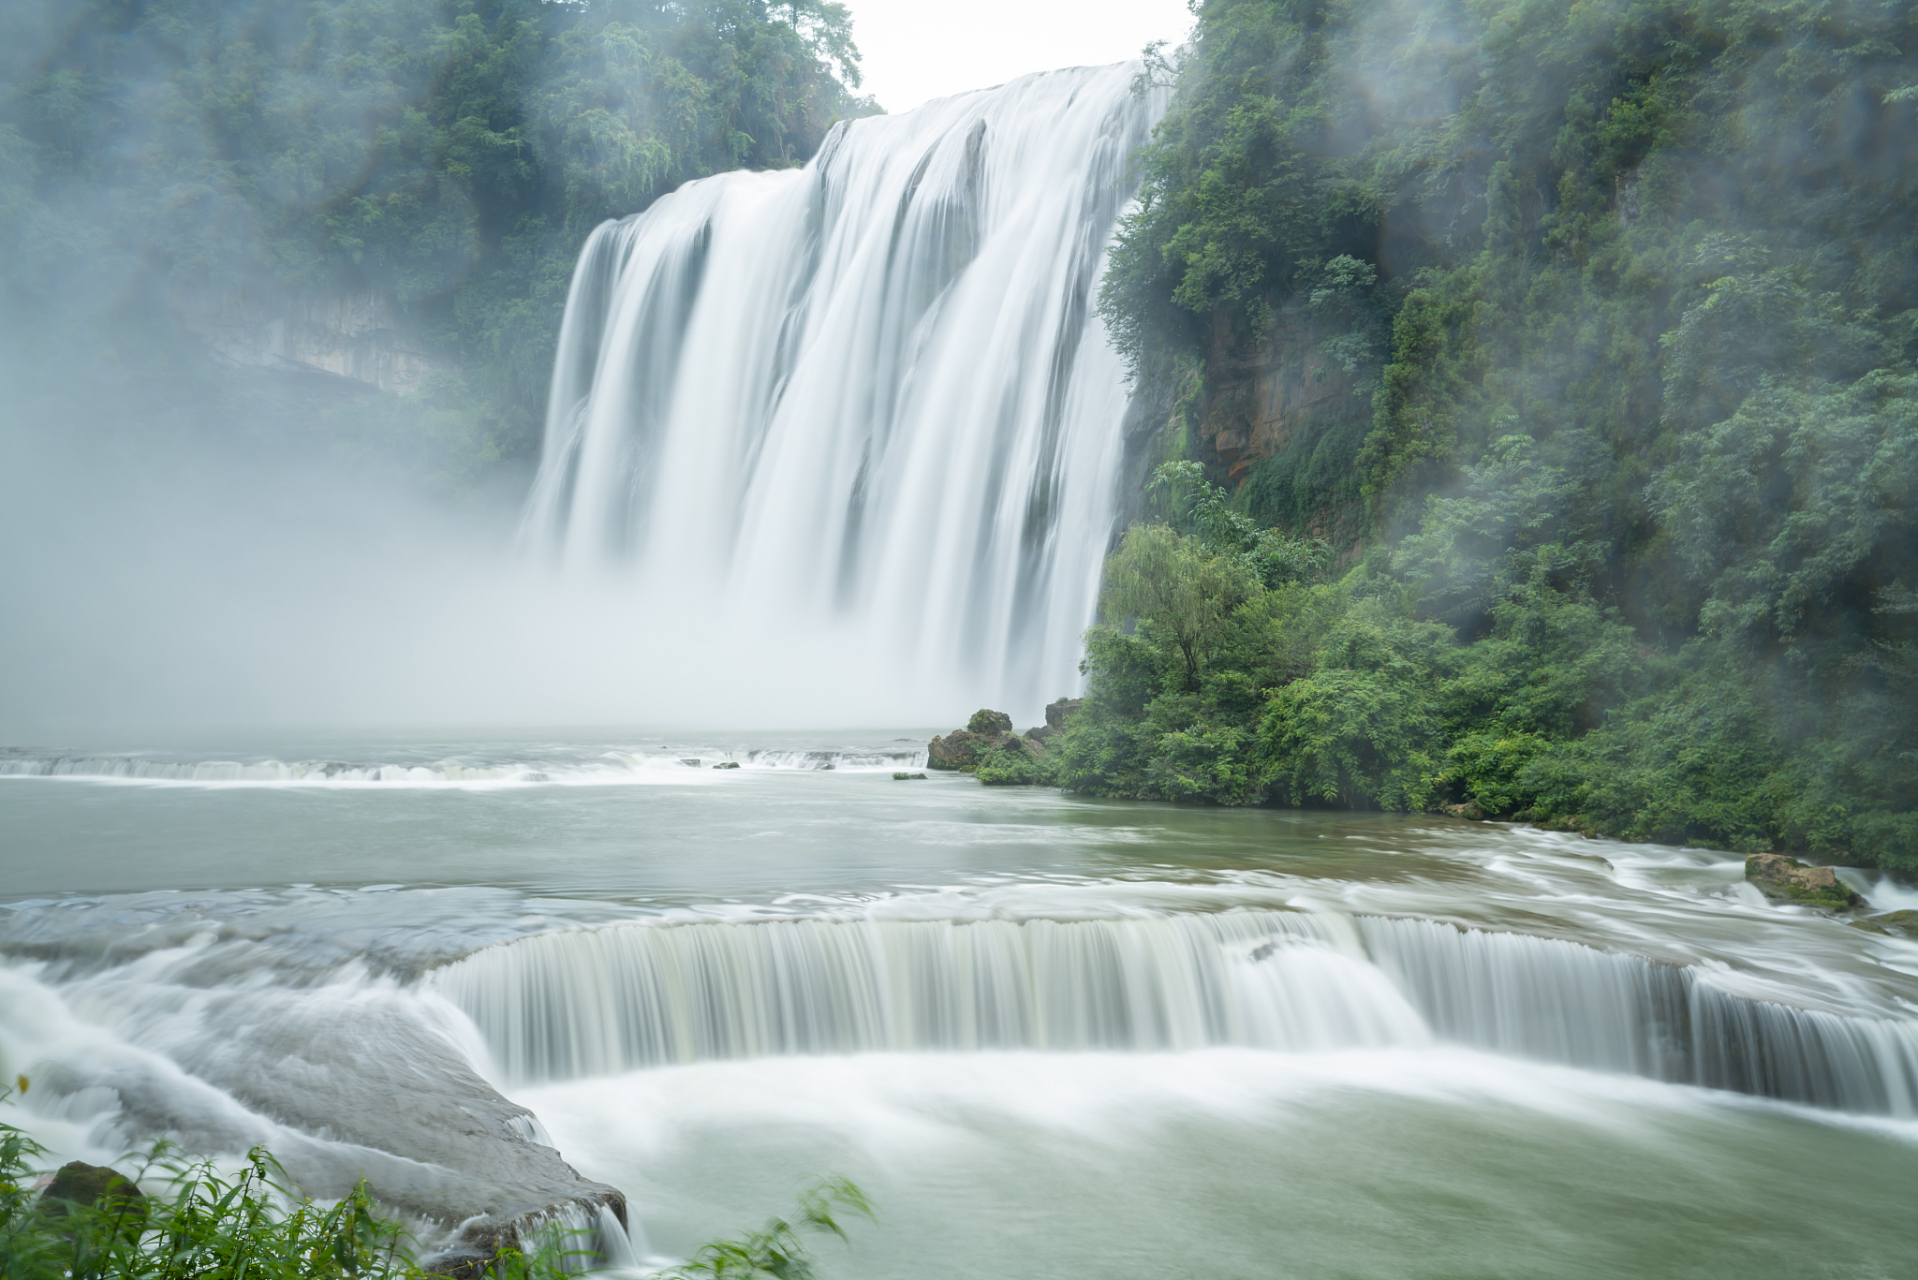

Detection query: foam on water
xmin=0 ymin=745 xmax=929 ymax=788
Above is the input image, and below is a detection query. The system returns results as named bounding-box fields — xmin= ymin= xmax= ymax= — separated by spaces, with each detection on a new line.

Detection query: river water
xmin=3 ymin=733 xmax=1916 ymax=1278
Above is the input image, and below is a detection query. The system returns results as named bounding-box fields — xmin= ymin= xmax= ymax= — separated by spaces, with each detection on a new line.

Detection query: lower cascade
xmin=433 ymin=910 xmax=1918 ymax=1117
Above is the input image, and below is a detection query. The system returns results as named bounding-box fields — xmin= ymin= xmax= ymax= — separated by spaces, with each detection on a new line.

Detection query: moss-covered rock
xmin=1745 ymin=853 xmax=1865 ymax=910
xmin=967 ymin=709 xmax=1014 ymax=736
xmin=1851 ymin=909 xmax=1918 ymax=937
xmin=40 ymin=1161 xmax=147 ymax=1238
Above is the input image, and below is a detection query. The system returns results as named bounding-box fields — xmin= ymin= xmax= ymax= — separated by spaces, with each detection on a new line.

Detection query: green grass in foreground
xmin=1 ymin=1093 xmax=869 ymax=1280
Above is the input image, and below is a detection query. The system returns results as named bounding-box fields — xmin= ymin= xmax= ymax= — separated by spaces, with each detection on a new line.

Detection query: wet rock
xmin=1043 ymin=698 xmax=1084 ymax=732
xmin=927 ymin=731 xmax=973 ymax=769
xmin=893 ymin=772 xmax=928 ymax=780
xmin=40 ymin=1161 xmax=146 ymax=1223
xmin=421 ymin=1188 xmax=626 ymax=1278
xmin=1745 ymin=853 xmax=1865 ymax=910
xmin=931 ymin=707 xmax=1060 ymax=773
xmin=420 ymin=1248 xmax=496 ymax=1279
xmin=1850 ymin=909 xmax=1918 ymax=938
xmin=1439 ymin=801 xmax=1485 ymax=820
xmin=713 ymin=761 xmax=741 ymax=769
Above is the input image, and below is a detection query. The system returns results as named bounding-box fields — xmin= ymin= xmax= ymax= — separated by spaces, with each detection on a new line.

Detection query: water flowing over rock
xmin=1745 ymin=853 xmax=1865 ymax=909
xmin=432 ymin=910 xmax=1918 ymax=1116
xmin=521 ymin=65 xmax=1163 ymax=714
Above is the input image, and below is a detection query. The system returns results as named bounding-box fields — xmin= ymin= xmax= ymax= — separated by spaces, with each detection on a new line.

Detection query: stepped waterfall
xmin=521 ymin=65 xmax=1159 ymax=713
xmin=436 ymin=909 xmax=1918 ymax=1117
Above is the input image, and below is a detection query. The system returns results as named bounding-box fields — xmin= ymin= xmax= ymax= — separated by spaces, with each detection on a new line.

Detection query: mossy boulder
xmin=1745 ymin=853 xmax=1865 ymax=910
xmin=967 ymin=709 xmax=1014 ymax=736
xmin=1851 ymin=909 xmax=1918 ymax=937
xmin=40 ymin=1161 xmax=146 ymax=1237
xmin=929 ymin=706 xmax=1073 ymax=782
xmin=930 ymin=710 xmax=1017 ymax=770
xmin=928 ymin=729 xmax=989 ymax=769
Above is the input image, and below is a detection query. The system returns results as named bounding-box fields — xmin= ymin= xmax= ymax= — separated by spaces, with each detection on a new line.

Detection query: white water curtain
xmin=522 ymin=65 xmax=1163 ymax=715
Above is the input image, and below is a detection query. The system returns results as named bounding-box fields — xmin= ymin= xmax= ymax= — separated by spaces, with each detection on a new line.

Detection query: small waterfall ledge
xmin=432 ymin=910 xmax=1918 ymax=1117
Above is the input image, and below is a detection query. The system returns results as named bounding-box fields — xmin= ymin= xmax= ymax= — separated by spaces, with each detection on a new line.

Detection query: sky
xmin=846 ymin=0 xmax=1195 ymax=113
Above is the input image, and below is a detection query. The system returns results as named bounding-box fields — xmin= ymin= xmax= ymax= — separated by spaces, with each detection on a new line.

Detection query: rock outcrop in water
xmin=1745 ymin=853 xmax=1864 ymax=909
xmin=927 ymin=701 xmax=1083 ymax=785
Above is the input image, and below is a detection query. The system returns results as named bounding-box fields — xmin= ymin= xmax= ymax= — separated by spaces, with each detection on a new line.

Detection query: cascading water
xmin=521 ymin=65 xmax=1162 ymax=715
xmin=433 ymin=909 xmax=1918 ymax=1117
xmin=7 ymin=765 xmax=1918 ymax=1273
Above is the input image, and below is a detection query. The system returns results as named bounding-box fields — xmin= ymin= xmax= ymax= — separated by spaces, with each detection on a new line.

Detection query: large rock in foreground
xmin=1745 ymin=853 xmax=1865 ymax=910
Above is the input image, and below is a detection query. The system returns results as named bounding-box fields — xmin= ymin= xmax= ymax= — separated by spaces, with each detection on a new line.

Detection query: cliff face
xmin=1188 ymin=312 xmax=1371 ymax=541
xmin=1194 ymin=312 xmax=1355 ymax=483
xmin=176 ymin=288 xmax=453 ymax=393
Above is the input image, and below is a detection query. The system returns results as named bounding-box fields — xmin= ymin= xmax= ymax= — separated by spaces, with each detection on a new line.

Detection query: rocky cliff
xmin=176 ymin=287 xmax=454 ymax=393
xmin=1186 ymin=312 xmax=1371 ymax=541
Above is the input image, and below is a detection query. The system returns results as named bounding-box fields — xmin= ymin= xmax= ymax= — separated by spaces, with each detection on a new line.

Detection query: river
xmin=3 ymin=734 xmax=1916 ymax=1278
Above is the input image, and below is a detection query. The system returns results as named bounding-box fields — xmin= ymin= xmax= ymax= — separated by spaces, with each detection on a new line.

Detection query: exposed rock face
xmin=175 ymin=287 xmax=453 ymax=393
xmin=1745 ymin=853 xmax=1865 ymax=909
xmin=1025 ymin=697 xmax=1084 ymax=747
xmin=1197 ymin=313 xmax=1358 ymax=483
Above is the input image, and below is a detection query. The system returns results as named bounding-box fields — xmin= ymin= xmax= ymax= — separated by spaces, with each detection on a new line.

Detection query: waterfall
xmin=432 ymin=911 xmax=1918 ymax=1117
xmin=521 ymin=64 xmax=1161 ymax=714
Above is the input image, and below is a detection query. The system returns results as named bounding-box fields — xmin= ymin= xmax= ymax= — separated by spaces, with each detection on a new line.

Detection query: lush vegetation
xmin=1 ymin=1100 xmax=869 ymax=1280
xmin=0 ymin=0 xmax=875 ymax=490
xmin=1076 ymin=0 xmax=1918 ymax=869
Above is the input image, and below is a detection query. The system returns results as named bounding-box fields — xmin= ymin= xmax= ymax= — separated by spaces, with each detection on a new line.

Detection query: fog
xmin=0 ymin=403 xmax=991 ymax=736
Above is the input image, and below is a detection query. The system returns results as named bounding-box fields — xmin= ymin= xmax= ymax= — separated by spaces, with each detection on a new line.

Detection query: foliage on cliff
xmin=0 ymin=0 xmax=875 ymax=489
xmin=1082 ymin=0 xmax=1918 ymax=869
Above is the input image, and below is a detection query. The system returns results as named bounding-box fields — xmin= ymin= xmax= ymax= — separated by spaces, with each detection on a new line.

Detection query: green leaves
xmin=0 ymin=1101 xmax=875 ymax=1280
xmin=661 ymin=1176 xmax=873 ymax=1280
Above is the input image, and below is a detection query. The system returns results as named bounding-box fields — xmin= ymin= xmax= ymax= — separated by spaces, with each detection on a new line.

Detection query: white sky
xmin=844 ymin=0 xmax=1195 ymax=113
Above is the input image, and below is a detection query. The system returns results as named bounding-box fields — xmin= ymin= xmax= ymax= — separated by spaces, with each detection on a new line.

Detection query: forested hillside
xmin=0 ymin=0 xmax=873 ymax=489
xmin=1069 ymin=0 xmax=1918 ymax=868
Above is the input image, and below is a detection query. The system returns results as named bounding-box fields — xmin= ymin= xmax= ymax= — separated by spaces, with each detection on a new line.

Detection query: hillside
xmin=1071 ymin=0 xmax=1918 ymax=868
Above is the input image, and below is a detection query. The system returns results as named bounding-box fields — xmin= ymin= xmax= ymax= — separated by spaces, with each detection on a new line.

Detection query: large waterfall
xmin=521 ymin=65 xmax=1160 ymax=715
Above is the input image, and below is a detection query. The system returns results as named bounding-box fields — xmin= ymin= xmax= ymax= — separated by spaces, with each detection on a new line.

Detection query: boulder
xmin=928 ymin=730 xmax=987 ymax=770
xmin=40 ymin=1161 xmax=146 ymax=1235
xmin=1043 ymin=698 xmax=1084 ymax=732
xmin=892 ymin=772 xmax=928 ymax=780
xmin=1851 ymin=909 xmax=1918 ymax=938
xmin=967 ymin=709 xmax=1014 ymax=736
xmin=712 ymin=760 xmax=741 ymax=769
xmin=1745 ymin=853 xmax=1865 ymax=910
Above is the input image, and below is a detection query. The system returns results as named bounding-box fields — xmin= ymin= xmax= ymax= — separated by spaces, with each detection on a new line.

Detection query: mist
xmin=0 ymin=0 xmax=1051 ymax=739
